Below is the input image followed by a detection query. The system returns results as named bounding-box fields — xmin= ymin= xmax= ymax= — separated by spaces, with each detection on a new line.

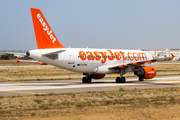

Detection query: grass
xmin=1 ymin=87 xmax=180 ymax=119
xmin=34 ymin=99 xmax=43 ymax=104
xmin=1 ymin=60 xmax=180 ymax=119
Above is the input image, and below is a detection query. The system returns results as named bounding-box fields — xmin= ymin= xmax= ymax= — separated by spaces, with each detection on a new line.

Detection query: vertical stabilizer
xmin=30 ymin=8 xmax=65 ymax=49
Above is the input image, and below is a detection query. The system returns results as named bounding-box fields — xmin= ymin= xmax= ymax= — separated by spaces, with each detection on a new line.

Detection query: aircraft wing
xmin=155 ymin=53 xmax=175 ymax=61
xmin=4 ymin=52 xmax=26 ymax=55
xmin=109 ymin=53 xmax=175 ymax=69
xmin=108 ymin=59 xmax=157 ymax=69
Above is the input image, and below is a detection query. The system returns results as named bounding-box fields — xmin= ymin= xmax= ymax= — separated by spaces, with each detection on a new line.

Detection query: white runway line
xmin=1 ymin=76 xmax=180 ymax=91
xmin=0 ymin=83 xmax=142 ymax=91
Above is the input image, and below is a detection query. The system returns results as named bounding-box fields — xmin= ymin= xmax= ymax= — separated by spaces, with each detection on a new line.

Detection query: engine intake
xmin=26 ymin=51 xmax=30 ymax=56
xmin=134 ymin=66 xmax=156 ymax=79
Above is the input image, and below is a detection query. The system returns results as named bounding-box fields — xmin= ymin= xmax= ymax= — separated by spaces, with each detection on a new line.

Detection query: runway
xmin=1 ymin=75 xmax=180 ymax=96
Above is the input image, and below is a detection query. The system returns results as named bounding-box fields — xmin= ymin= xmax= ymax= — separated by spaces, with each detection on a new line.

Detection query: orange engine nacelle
xmin=134 ymin=66 xmax=156 ymax=79
xmin=91 ymin=74 xmax=106 ymax=79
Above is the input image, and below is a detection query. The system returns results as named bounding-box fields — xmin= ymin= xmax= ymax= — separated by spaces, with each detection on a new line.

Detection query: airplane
xmin=27 ymin=8 xmax=159 ymax=83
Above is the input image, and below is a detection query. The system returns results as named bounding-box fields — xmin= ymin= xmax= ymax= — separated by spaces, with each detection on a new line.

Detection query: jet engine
xmin=26 ymin=51 xmax=30 ymax=56
xmin=134 ymin=66 xmax=156 ymax=79
xmin=91 ymin=74 xmax=106 ymax=79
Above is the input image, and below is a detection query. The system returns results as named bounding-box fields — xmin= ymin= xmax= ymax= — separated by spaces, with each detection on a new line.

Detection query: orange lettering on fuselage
xmin=119 ymin=51 xmax=126 ymax=61
xmin=133 ymin=52 xmax=139 ymax=61
xmin=99 ymin=51 xmax=107 ymax=64
xmin=86 ymin=51 xmax=94 ymax=60
xmin=138 ymin=53 xmax=147 ymax=61
xmin=128 ymin=52 xmax=133 ymax=61
xmin=78 ymin=50 xmax=147 ymax=64
xmin=114 ymin=52 xmax=121 ymax=61
xmin=107 ymin=50 xmax=114 ymax=61
xmin=94 ymin=51 xmax=101 ymax=61
xmin=79 ymin=51 xmax=86 ymax=61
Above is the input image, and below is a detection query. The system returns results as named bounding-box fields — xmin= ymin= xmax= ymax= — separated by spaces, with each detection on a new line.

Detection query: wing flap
xmin=108 ymin=59 xmax=157 ymax=69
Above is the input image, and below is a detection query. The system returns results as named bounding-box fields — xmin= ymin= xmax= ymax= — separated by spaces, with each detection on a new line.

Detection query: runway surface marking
xmin=1 ymin=76 xmax=180 ymax=95
xmin=3 ymin=91 xmax=46 ymax=94
xmin=110 ymin=86 xmax=153 ymax=88
xmin=0 ymin=83 xmax=143 ymax=91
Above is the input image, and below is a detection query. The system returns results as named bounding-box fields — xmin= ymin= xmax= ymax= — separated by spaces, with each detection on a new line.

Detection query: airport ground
xmin=1 ymin=87 xmax=180 ymax=120
xmin=0 ymin=60 xmax=180 ymax=82
xmin=1 ymin=60 xmax=180 ymax=119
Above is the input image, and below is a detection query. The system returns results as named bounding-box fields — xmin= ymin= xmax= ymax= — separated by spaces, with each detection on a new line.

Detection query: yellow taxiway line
xmin=163 ymin=79 xmax=180 ymax=81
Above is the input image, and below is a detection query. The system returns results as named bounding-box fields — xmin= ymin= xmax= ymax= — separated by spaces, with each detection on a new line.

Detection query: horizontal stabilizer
xmin=41 ymin=49 xmax=66 ymax=56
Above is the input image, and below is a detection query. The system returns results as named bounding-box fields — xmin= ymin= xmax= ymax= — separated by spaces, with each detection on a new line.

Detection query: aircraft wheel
xmin=82 ymin=77 xmax=87 ymax=83
xmin=87 ymin=77 xmax=92 ymax=83
xmin=139 ymin=77 xmax=144 ymax=81
xmin=121 ymin=77 xmax=126 ymax=83
xmin=116 ymin=77 xmax=120 ymax=83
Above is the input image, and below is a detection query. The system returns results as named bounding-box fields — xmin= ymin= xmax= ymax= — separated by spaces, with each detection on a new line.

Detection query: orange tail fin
xmin=30 ymin=8 xmax=65 ymax=49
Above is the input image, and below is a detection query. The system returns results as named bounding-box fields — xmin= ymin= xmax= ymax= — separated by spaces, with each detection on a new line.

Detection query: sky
xmin=0 ymin=0 xmax=180 ymax=50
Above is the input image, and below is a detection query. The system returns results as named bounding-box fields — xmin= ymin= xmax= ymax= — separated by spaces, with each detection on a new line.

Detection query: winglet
xmin=30 ymin=8 xmax=66 ymax=49
xmin=171 ymin=53 xmax=175 ymax=60
xmin=39 ymin=62 xmax=47 ymax=65
xmin=16 ymin=58 xmax=20 ymax=64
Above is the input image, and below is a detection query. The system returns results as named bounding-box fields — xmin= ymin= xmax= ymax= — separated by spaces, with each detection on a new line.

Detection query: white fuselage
xmin=29 ymin=48 xmax=157 ymax=74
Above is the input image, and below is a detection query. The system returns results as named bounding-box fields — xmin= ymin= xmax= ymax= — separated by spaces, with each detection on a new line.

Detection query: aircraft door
xmin=68 ymin=50 xmax=75 ymax=64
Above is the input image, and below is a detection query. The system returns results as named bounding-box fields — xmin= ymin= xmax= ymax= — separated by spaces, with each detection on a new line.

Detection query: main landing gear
xmin=116 ymin=77 xmax=126 ymax=83
xmin=82 ymin=73 xmax=92 ymax=83
xmin=139 ymin=77 xmax=144 ymax=81
xmin=116 ymin=68 xmax=126 ymax=83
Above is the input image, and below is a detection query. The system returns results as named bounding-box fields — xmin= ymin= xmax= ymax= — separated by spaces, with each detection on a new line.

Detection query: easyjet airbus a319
xmin=27 ymin=8 xmax=158 ymax=83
